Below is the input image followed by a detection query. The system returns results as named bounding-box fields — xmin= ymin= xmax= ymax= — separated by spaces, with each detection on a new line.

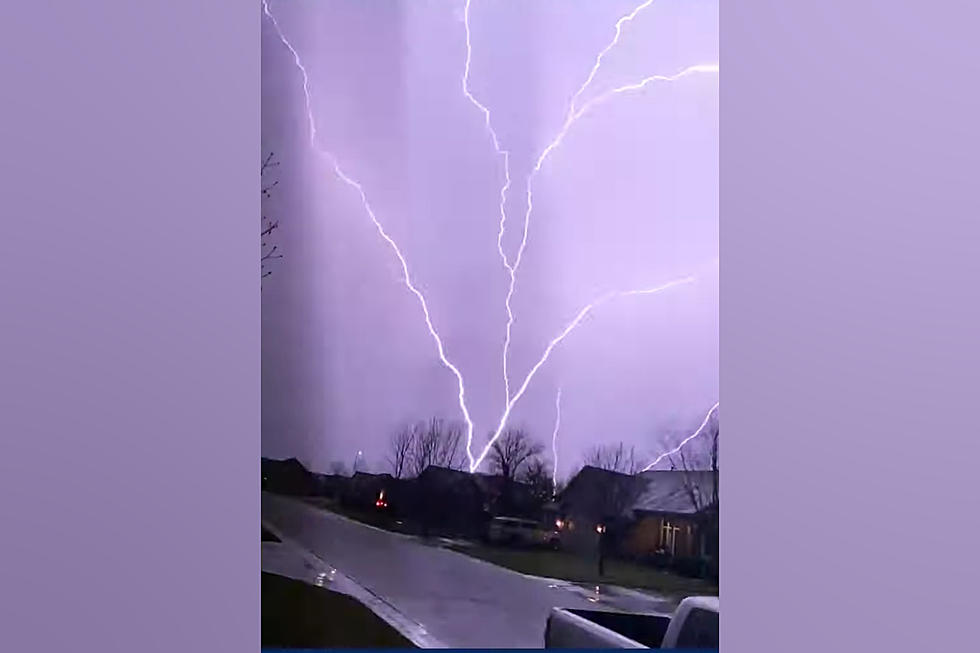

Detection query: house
xmin=472 ymin=473 xmax=540 ymax=519
xmin=341 ymin=471 xmax=396 ymax=510
xmin=555 ymin=466 xmax=648 ymax=554
xmin=413 ymin=466 xmax=488 ymax=537
xmin=557 ymin=466 xmax=718 ymax=561
xmin=261 ymin=457 xmax=317 ymax=496
xmin=406 ymin=466 xmax=548 ymax=537
xmin=624 ymin=470 xmax=718 ymax=560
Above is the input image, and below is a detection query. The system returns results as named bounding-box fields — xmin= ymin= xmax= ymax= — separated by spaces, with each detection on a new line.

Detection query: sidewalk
xmin=261 ymin=521 xmax=444 ymax=648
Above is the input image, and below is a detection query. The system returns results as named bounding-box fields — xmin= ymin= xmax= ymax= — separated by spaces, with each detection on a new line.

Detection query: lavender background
xmin=1 ymin=2 xmax=978 ymax=653
xmin=1 ymin=1 xmax=259 ymax=651
xmin=261 ymin=0 xmax=719 ymax=478
xmin=722 ymin=2 xmax=980 ymax=650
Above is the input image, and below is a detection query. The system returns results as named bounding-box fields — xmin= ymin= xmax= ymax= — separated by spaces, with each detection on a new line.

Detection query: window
xmin=660 ymin=520 xmax=681 ymax=555
xmin=673 ymin=607 xmax=719 ymax=648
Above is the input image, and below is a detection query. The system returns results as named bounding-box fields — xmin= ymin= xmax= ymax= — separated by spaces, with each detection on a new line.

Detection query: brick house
xmin=624 ymin=470 xmax=717 ymax=559
xmin=557 ymin=467 xmax=718 ymax=560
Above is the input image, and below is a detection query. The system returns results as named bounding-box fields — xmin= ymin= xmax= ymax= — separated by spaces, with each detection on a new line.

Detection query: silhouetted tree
xmin=584 ymin=442 xmax=640 ymax=475
xmin=663 ymin=419 xmax=719 ymax=512
xmin=387 ymin=425 xmax=414 ymax=479
xmin=261 ymin=152 xmax=282 ymax=284
xmin=488 ymin=428 xmax=543 ymax=481
xmin=520 ymin=456 xmax=554 ymax=505
xmin=406 ymin=417 xmax=466 ymax=477
xmin=663 ymin=417 xmax=720 ymax=571
xmin=566 ymin=442 xmax=645 ymax=524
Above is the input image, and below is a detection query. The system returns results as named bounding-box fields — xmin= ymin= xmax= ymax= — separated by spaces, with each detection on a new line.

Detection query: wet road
xmin=262 ymin=492 xmax=671 ymax=648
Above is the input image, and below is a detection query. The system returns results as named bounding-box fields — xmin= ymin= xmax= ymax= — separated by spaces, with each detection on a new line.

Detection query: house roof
xmin=560 ymin=466 xmax=717 ymax=516
xmin=417 ymin=466 xmax=480 ymax=490
xmin=419 ymin=465 xmax=470 ymax=480
xmin=560 ymin=465 xmax=641 ymax=498
xmin=633 ymin=470 xmax=717 ymax=515
xmin=352 ymin=471 xmax=393 ymax=480
xmin=560 ymin=465 xmax=634 ymax=494
xmin=262 ymin=457 xmax=310 ymax=475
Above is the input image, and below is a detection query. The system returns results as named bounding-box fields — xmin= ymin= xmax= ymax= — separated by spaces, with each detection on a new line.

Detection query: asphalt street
xmin=262 ymin=492 xmax=673 ymax=648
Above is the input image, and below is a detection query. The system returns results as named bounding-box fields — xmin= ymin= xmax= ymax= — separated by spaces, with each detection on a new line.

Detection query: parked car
xmin=544 ymin=596 xmax=718 ymax=649
xmin=487 ymin=516 xmax=561 ymax=549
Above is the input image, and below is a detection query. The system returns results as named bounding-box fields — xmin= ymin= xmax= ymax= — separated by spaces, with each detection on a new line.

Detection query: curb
xmin=261 ymin=520 xmax=444 ymax=648
xmin=438 ymin=545 xmax=676 ymax=612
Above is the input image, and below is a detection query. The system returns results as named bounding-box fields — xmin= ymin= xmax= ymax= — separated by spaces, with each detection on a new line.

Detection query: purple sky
xmin=261 ymin=0 xmax=718 ymax=481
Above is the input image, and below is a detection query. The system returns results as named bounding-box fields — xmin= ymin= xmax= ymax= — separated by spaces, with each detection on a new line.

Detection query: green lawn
xmin=261 ymin=572 xmax=414 ymax=648
xmin=299 ymin=495 xmax=717 ymax=599
xmin=451 ymin=544 xmax=718 ymax=599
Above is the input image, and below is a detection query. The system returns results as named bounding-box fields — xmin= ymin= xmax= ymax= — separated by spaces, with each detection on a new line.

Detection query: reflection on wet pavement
xmin=262 ymin=493 xmax=676 ymax=648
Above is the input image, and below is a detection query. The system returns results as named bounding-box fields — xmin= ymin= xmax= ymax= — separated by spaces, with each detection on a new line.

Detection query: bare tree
xmin=261 ymin=152 xmax=283 ymax=284
xmin=520 ymin=456 xmax=554 ymax=504
xmin=387 ymin=425 xmax=414 ymax=479
xmin=584 ymin=442 xmax=640 ymax=475
xmin=488 ymin=428 xmax=543 ymax=481
xmin=434 ymin=419 xmax=465 ymax=470
xmin=565 ymin=443 xmax=645 ymax=523
xmin=665 ymin=419 xmax=720 ymax=565
xmin=665 ymin=419 xmax=719 ymax=512
xmin=407 ymin=417 xmax=467 ymax=477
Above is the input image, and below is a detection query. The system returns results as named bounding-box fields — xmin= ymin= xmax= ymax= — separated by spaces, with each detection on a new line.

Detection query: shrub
xmin=671 ymin=556 xmax=708 ymax=579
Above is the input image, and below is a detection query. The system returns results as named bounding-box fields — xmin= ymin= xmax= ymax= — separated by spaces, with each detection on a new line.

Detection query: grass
xmin=261 ymin=572 xmax=414 ymax=649
xmin=451 ymin=544 xmax=718 ymax=599
xmin=302 ymin=497 xmax=425 ymax=536
xmin=298 ymin=494 xmax=716 ymax=599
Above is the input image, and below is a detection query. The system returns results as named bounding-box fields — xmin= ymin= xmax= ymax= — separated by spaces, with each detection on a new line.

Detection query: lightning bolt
xmin=516 ymin=61 xmax=720 ymax=274
xmin=550 ymin=387 xmax=562 ymax=494
xmin=567 ymin=0 xmax=656 ymax=118
xmin=267 ymin=0 xmax=717 ymax=477
xmin=641 ymin=402 xmax=719 ymax=472
xmin=463 ymin=0 xmax=716 ymax=470
xmin=263 ymin=0 xmax=477 ymax=461
xmin=470 ymin=270 xmax=705 ymax=472
xmin=482 ymin=61 xmax=718 ymax=467
xmin=496 ymin=2 xmax=660 ymax=409
xmin=501 ymin=60 xmax=717 ymax=454
xmin=460 ymin=0 xmax=519 ymax=425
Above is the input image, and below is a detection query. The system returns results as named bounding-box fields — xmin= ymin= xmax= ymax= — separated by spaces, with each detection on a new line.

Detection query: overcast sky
xmin=261 ymin=0 xmax=718 ymax=480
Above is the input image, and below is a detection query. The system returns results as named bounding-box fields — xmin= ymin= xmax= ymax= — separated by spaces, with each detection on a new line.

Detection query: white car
xmin=487 ymin=516 xmax=561 ymax=549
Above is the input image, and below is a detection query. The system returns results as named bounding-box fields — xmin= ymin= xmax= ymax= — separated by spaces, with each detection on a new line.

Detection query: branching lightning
xmin=263 ymin=0 xmax=477 ymax=459
xmin=462 ymin=0 xmax=718 ymax=472
xmin=470 ymin=272 xmax=703 ymax=472
xmin=550 ymin=387 xmax=562 ymax=494
xmin=461 ymin=0 xmax=516 ymax=451
xmin=641 ymin=402 xmax=719 ymax=472
xmin=496 ymin=0 xmax=659 ymax=419
xmin=568 ymin=0 xmax=657 ymax=119
xmin=266 ymin=0 xmax=717 ymax=478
